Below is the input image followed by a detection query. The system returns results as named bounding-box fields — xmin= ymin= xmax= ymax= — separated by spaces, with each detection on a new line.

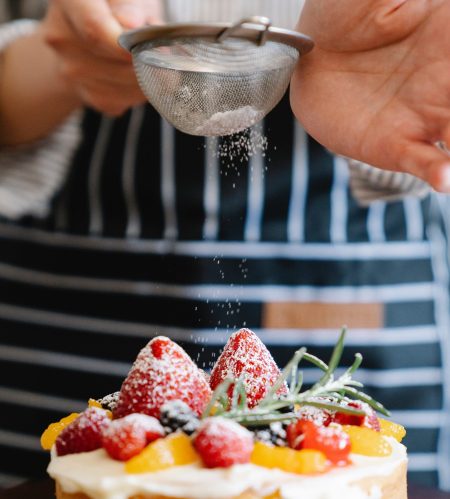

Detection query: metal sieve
xmin=119 ymin=17 xmax=313 ymax=136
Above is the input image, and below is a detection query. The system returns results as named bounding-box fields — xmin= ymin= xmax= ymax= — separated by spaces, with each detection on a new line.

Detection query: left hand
xmin=42 ymin=0 xmax=163 ymax=116
xmin=290 ymin=0 xmax=450 ymax=192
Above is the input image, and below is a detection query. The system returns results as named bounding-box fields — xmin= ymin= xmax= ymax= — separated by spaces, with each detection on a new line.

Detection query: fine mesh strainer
xmin=119 ymin=17 xmax=313 ymax=136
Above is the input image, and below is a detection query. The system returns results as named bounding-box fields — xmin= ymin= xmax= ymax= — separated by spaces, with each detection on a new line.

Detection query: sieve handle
xmin=217 ymin=16 xmax=272 ymax=46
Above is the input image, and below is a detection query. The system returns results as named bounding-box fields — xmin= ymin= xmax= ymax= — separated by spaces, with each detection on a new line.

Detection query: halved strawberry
xmin=102 ymin=414 xmax=164 ymax=461
xmin=55 ymin=407 xmax=110 ymax=456
xmin=332 ymin=401 xmax=380 ymax=431
xmin=209 ymin=328 xmax=287 ymax=408
xmin=114 ymin=337 xmax=212 ymax=419
xmin=287 ymin=419 xmax=351 ymax=465
xmin=193 ymin=417 xmax=254 ymax=468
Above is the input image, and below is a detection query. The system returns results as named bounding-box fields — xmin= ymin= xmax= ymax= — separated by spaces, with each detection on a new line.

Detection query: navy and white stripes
xmin=0 ymin=102 xmax=447 ymax=490
xmin=0 ymin=0 xmax=448 ymax=492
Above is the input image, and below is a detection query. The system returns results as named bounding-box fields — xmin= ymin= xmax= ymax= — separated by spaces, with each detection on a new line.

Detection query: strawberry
xmin=287 ymin=419 xmax=308 ymax=450
xmin=193 ymin=417 xmax=254 ymax=468
xmin=295 ymin=404 xmax=333 ymax=427
xmin=209 ymin=328 xmax=287 ymax=408
xmin=332 ymin=401 xmax=380 ymax=431
xmin=287 ymin=419 xmax=351 ymax=465
xmin=114 ymin=336 xmax=212 ymax=419
xmin=102 ymin=414 xmax=165 ymax=461
xmin=55 ymin=407 xmax=110 ymax=456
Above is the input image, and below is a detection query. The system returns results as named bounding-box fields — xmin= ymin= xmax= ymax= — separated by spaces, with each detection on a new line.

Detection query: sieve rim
xmin=133 ymin=40 xmax=299 ymax=74
xmin=119 ymin=21 xmax=313 ymax=56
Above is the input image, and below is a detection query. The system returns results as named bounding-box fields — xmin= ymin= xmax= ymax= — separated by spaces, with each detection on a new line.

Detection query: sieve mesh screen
xmin=132 ymin=37 xmax=298 ymax=136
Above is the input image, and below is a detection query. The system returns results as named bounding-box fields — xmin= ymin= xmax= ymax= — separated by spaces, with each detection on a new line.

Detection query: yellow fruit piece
xmin=88 ymin=399 xmax=113 ymax=419
xmin=125 ymin=433 xmax=200 ymax=474
xmin=378 ymin=419 xmax=406 ymax=443
xmin=251 ymin=442 xmax=327 ymax=475
xmin=40 ymin=413 xmax=80 ymax=450
xmin=342 ymin=425 xmax=392 ymax=457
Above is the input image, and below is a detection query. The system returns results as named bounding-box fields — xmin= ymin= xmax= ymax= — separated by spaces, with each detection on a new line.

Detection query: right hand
xmin=41 ymin=0 xmax=163 ymax=116
xmin=291 ymin=0 xmax=450 ymax=192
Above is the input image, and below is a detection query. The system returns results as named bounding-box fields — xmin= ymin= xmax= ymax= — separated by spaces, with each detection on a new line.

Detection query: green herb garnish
xmin=202 ymin=328 xmax=389 ymax=427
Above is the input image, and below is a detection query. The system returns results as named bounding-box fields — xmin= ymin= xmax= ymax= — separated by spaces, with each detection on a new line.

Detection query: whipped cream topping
xmin=48 ymin=438 xmax=406 ymax=499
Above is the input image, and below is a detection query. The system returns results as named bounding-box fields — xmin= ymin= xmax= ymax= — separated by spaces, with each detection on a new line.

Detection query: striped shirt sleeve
xmin=0 ymin=20 xmax=82 ymax=220
xmin=347 ymin=158 xmax=431 ymax=206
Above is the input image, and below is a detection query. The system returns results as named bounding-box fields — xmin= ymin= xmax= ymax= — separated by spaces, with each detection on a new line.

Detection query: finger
xmin=441 ymin=122 xmax=450 ymax=149
xmin=76 ymin=72 xmax=142 ymax=96
xmin=56 ymin=44 xmax=137 ymax=85
xmin=143 ymin=0 xmax=165 ymax=25
xmin=374 ymin=0 xmax=428 ymax=42
xmin=46 ymin=1 xmax=130 ymax=62
xmin=394 ymin=140 xmax=450 ymax=193
xmin=109 ymin=0 xmax=149 ymax=29
xmin=77 ymin=82 xmax=146 ymax=115
xmin=56 ymin=0 xmax=126 ymax=58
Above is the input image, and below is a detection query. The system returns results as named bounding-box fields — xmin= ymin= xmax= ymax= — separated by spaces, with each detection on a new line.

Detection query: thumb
xmin=109 ymin=0 xmax=148 ymax=29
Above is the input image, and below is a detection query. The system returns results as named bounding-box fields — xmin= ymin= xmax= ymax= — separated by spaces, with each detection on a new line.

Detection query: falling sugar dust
xmin=196 ymin=125 xmax=269 ymax=369
xmin=204 ymin=126 xmax=268 ymax=170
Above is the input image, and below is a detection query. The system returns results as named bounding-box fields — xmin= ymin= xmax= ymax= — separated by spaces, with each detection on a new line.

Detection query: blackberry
xmin=97 ymin=391 xmax=120 ymax=412
xmin=160 ymin=400 xmax=200 ymax=435
xmin=254 ymin=422 xmax=287 ymax=447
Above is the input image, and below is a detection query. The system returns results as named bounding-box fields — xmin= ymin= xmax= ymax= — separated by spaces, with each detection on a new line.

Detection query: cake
xmin=42 ymin=328 xmax=408 ymax=499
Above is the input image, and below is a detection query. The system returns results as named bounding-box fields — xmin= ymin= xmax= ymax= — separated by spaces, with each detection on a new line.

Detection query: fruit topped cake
xmin=42 ymin=329 xmax=407 ymax=499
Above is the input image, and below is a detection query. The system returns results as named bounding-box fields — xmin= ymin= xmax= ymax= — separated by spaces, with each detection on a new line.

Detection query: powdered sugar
xmin=195 ymin=106 xmax=263 ymax=136
xmin=114 ymin=336 xmax=212 ymax=419
xmin=254 ymin=422 xmax=287 ymax=447
xmin=97 ymin=392 xmax=120 ymax=412
xmin=215 ymin=127 xmax=268 ymax=163
xmin=102 ymin=414 xmax=164 ymax=461
xmin=198 ymin=417 xmax=253 ymax=441
xmin=55 ymin=407 xmax=110 ymax=457
xmin=160 ymin=400 xmax=200 ymax=435
xmin=104 ymin=414 xmax=164 ymax=437
xmin=295 ymin=404 xmax=333 ymax=426
xmin=209 ymin=328 xmax=287 ymax=408
xmin=193 ymin=417 xmax=254 ymax=468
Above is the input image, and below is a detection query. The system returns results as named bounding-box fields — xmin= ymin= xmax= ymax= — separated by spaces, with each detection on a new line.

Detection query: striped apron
xmin=0 ymin=94 xmax=448 ymax=490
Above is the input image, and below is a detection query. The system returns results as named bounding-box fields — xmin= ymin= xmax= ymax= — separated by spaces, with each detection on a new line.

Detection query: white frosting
xmin=48 ymin=438 xmax=407 ymax=499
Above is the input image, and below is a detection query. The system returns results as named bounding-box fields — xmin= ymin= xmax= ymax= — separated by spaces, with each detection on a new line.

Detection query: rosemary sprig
xmin=203 ymin=328 xmax=390 ymax=426
xmin=259 ymin=347 xmax=306 ymax=406
xmin=201 ymin=378 xmax=233 ymax=419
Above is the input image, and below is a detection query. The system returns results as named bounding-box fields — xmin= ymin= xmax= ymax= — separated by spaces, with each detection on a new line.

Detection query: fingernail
xmin=113 ymin=4 xmax=146 ymax=29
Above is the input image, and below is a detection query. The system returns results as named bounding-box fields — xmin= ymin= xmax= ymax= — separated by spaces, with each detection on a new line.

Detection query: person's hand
xmin=41 ymin=0 xmax=163 ymax=116
xmin=290 ymin=0 xmax=450 ymax=192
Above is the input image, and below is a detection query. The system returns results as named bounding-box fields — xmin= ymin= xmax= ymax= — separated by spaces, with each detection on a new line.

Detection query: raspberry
xmin=193 ymin=417 xmax=254 ymax=468
xmin=55 ymin=407 xmax=110 ymax=457
xmin=114 ymin=337 xmax=212 ymax=419
xmin=295 ymin=404 xmax=333 ymax=427
xmin=210 ymin=328 xmax=287 ymax=408
xmin=332 ymin=401 xmax=381 ymax=431
xmin=102 ymin=414 xmax=165 ymax=461
xmin=287 ymin=419 xmax=351 ymax=465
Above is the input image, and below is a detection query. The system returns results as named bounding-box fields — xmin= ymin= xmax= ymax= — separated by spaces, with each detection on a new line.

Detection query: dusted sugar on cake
xmin=43 ymin=329 xmax=408 ymax=499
